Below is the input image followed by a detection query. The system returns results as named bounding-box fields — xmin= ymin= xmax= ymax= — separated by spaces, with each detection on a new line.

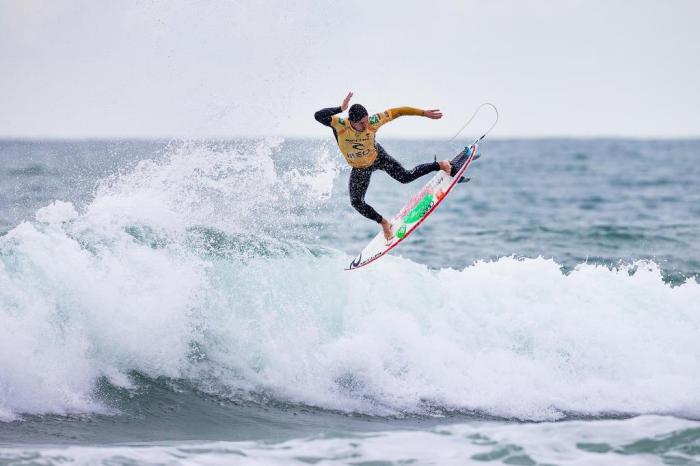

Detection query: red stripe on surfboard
xmin=346 ymin=145 xmax=477 ymax=270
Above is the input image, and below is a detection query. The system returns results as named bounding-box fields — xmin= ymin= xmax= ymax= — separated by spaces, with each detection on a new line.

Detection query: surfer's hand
xmin=423 ymin=109 xmax=443 ymax=119
xmin=341 ymin=92 xmax=353 ymax=111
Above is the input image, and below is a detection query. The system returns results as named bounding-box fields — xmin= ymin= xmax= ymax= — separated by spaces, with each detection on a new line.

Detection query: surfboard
xmin=346 ymin=143 xmax=480 ymax=270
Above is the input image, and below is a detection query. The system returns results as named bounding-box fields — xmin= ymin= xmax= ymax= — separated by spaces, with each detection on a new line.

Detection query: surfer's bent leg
xmin=349 ymin=167 xmax=383 ymax=223
xmin=375 ymin=144 xmax=439 ymax=184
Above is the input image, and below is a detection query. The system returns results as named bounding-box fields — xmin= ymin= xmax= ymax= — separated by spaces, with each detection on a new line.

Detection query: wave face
xmin=1 ymin=139 xmax=699 ymax=423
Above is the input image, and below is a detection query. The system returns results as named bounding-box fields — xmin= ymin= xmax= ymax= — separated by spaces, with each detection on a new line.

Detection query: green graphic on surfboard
xmin=396 ymin=223 xmax=407 ymax=239
xmin=396 ymin=193 xmax=434 ymax=239
xmin=405 ymin=193 xmax=434 ymax=223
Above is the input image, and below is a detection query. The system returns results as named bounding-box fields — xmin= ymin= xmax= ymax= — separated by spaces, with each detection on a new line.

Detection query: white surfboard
xmin=346 ymin=143 xmax=479 ymax=270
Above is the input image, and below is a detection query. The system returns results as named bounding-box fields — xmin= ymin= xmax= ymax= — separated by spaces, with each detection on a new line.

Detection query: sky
xmin=1 ymin=0 xmax=699 ymax=139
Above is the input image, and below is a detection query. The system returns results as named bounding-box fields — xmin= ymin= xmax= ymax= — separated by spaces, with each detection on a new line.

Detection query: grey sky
xmin=1 ymin=0 xmax=698 ymax=139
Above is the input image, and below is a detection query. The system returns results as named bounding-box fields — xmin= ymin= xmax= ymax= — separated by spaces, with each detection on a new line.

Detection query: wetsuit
xmin=314 ymin=106 xmax=439 ymax=223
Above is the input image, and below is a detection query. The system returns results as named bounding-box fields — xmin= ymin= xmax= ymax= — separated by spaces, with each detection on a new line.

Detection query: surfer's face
xmin=350 ymin=116 xmax=368 ymax=132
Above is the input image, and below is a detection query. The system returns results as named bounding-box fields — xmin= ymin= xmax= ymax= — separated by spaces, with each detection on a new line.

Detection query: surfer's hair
xmin=348 ymin=104 xmax=368 ymax=122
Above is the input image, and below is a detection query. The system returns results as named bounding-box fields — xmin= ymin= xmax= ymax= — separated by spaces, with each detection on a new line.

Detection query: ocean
xmin=0 ymin=138 xmax=699 ymax=465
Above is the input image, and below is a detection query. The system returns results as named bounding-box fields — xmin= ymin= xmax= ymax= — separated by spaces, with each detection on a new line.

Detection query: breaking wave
xmin=1 ymin=139 xmax=699 ymax=422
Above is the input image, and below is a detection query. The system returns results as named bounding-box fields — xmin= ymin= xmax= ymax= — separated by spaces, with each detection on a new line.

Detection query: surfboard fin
xmin=458 ymin=176 xmax=470 ymax=184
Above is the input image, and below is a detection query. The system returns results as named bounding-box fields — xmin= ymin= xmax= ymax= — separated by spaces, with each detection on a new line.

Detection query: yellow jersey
xmin=329 ymin=107 xmax=424 ymax=168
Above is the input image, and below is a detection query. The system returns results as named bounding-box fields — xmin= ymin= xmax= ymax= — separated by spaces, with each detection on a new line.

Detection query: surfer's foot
xmin=380 ymin=218 xmax=393 ymax=242
xmin=449 ymin=148 xmax=470 ymax=177
xmin=438 ymin=160 xmax=451 ymax=174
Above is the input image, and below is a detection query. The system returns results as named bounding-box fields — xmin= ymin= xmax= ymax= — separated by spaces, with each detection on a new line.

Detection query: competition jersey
xmin=323 ymin=107 xmax=424 ymax=168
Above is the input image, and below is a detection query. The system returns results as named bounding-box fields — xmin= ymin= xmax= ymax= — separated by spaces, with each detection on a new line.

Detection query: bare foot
xmin=438 ymin=160 xmax=451 ymax=174
xmin=380 ymin=218 xmax=393 ymax=242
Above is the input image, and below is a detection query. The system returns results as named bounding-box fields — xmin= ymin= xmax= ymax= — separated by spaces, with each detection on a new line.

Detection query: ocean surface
xmin=0 ymin=138 xmax=699 ymax=465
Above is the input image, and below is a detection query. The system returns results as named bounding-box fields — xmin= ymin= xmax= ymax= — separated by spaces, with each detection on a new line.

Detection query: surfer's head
xmin=349 ymin=104 xmax=368 ymax=131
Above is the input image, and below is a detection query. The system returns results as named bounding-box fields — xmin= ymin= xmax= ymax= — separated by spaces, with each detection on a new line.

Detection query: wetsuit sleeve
xmin=314 ymin=106 xmax=342 ymax=127
xmin=369 ymin=107 xmax=424 ymax=130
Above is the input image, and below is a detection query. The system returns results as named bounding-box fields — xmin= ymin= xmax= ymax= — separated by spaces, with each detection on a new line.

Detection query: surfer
xmin=315 ymin=91 xmax=451 ymax=241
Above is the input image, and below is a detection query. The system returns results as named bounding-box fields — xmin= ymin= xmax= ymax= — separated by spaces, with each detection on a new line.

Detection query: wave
xmin=1 ymin=139 xmax=699 ymax=422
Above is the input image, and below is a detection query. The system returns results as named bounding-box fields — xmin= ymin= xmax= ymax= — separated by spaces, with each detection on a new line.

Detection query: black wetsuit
xmin=315 ymin=106 xmax=439 ymax=224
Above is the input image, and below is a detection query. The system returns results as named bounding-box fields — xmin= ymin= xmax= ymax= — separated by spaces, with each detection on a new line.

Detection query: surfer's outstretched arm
xmin=369 ymin=107 xmax=443 ymax=130
xmin=388 ymin=107 xmax=425 ymax=118
xmin=387 ymin=107 xmax=442 ymax=119
xmin=314 ymin=106 xmax=342 ymax=127
xmin=314 ymin=92 xmax=353 ymax=126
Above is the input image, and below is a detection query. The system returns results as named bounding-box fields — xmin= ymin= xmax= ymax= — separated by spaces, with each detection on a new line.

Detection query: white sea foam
xmin=204 ymin=253 xmax=700 ymax=420
xmin=1 ymin=415 xmax=697 ymax=465
xmin=0 ymin=139 xmax=699 ymax=422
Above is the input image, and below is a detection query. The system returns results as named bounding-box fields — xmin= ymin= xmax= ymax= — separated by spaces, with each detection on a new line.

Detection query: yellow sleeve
xmin=369 ymin=107 xmax=424 ymax=130
xmin=388 ymin=107 xmax=424 ymax=118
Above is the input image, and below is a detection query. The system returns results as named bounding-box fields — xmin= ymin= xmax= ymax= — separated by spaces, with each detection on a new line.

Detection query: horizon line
xmin=2 ymin=135 xmax=700 ymax=142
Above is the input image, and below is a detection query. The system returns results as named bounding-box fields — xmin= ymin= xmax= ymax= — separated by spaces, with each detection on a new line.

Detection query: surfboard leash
xmin=447 ymin=102 xmax=499 ymax=146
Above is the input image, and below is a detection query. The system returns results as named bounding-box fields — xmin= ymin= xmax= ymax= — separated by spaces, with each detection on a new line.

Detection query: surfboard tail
xmin=449 ymin=148 xmax=471 ymax=177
